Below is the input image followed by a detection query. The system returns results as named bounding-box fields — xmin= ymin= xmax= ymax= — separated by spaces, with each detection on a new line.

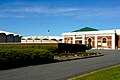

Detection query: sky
xmin=0 ymin=0 xmax=120 ymax=36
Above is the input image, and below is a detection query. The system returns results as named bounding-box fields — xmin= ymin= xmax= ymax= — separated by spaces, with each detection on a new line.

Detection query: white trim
xmin=117 ymin=48 xmax=120 ymax=50
xmin=75 ymin=35 xmax=82 ymax=37
xmin=92 ymin=48 xmax=96 ymax=49
xmin=112 ymin=34 xmax=115 ymax=49
xmin=116 ymin=29 xmax=120 ymax=35
xmin=62 ymin=36 xmax=65 ymax=43
xmin=82 ymin=35 xmax=85 ymax=44
xmin=95 ymin=35 xmax=97 ymax=48
xmin=96 ymin=34 xmax=113 ymax=36
xmin=64 ymin=34 xmax=114 ymax=38
xmin=62 ymin=30 xmax=116 ymax=36
xmin=75 ymin=39 xmax=82 ymax=40
xmin=64 ymin=35 xmax=73 ymax=37
xmin=102 ymin=43 xmax=107 ymax=46
xmin=73 ymin=35 xmax=75 ymax=44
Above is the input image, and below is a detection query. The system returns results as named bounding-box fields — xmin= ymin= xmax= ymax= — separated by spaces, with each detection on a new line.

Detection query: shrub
xmin=0 ymin=45 xmax=55 ymax=69
xmin=86 ymin=44 xmax=92 ymax=50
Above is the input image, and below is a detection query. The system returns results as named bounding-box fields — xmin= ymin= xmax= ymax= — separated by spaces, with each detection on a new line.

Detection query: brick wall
xmin=75 ymin=37 xmax=82 ymax=39
xmin=97 ymin=36 xmax=112 ymax=48
xmin=75 ymin=40 xmax=82 ymax=44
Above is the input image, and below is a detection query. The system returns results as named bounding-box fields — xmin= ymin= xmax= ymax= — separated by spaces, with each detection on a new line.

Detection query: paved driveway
xmin=0 ymin=50 xmax=120 ymax=80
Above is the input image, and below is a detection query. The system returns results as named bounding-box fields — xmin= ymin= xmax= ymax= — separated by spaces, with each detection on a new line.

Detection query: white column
xmin=82 ymin=35 xmax=85 ymax=44
xmin=95 ymin=35 xmax=98 ymax=49
xmin=62 ymin=36 xmax=65 ymax=43
xmin=112 ymin=34 xmax=115 ymax=49
xmin=73 ymin=35 xmax=76 ymax=44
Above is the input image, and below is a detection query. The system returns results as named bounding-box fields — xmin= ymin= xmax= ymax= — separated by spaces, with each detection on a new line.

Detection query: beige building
xmin=21 ymin=36 xmax=62 ymax=43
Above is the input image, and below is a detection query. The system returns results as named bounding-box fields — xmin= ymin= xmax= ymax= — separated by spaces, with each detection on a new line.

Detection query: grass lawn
xmin=69 ymin=65 xmax=120 ymax=80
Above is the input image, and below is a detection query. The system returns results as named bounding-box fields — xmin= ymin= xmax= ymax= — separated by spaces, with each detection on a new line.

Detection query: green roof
xmin=73 ymin=27 xmax=99 ymax=32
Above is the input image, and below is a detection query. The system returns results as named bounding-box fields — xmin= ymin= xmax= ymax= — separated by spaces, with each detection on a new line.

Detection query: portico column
xmin=73 ymin=35 xmax=76 ymax=44
xmin=82 ymin=35 xmax=85 ymax=44
xmin=62 ymin=36 xmax=65 ymax=43
xmin=112 ymin=34 xmax=115 ymax=49
xmin=95 ymin=35 xmax=98 ymax=49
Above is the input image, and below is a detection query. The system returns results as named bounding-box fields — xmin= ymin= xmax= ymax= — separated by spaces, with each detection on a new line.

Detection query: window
xmin=87 ymin=38 xmax=92 ymax=48
xmin=79 ymin=40 xmax=82 ymax=44
xmin=88 ymin=38 xmax=91 ymax=44
xmin=66 ymin=38 xmax=71 ymax=43
xmin=102 ymin=38 xmax=107 ymax=43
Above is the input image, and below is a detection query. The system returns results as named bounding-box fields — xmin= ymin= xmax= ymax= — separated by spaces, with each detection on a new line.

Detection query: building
xmin=62 ymin=27 xmax=120 ymax=50
xmin=21 ymin=36 xmax=62 ymax=43
xmin=0 ymin=30 xmax=22 ymax=43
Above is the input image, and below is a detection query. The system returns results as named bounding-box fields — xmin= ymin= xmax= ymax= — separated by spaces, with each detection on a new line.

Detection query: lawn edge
xmin=68 ymin=64 xmax=120 ymax=80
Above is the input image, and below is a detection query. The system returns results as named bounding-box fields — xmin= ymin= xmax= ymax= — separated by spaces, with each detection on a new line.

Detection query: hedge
xmin=0 ymin=45 xmax=58 ymax=52
xmin=0 ymin=45 xmax=56 ymax=69
xmin=0 ymin=44 xmax=87 ymax=69
xmin=58 ymin=43 xmax=86 ymax=53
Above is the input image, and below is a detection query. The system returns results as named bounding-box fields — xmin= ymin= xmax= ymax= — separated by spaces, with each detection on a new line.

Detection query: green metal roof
xmin=73 ymin=27 xmax=99 ymax=32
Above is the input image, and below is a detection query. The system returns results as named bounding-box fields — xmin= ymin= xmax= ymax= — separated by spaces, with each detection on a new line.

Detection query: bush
xmin=0 ymin=45 xmax=55 ymax=69
xmin=86 ymin=44 xmax=92 ymax=50
xmin=0 ymin=45 xmax=58 ymax=54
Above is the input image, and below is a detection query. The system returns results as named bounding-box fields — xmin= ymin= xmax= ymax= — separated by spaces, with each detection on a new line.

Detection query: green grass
xmin=69 ymin=65 xmax=120 ymax=80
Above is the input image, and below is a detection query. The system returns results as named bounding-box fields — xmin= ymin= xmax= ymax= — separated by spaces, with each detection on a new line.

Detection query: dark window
xmin=102 ymin=38 xmax=107 ymax=43
xmin=87 ymin=38 xmax=92 ymax=49
xmin=88 ymin=38 xmax=91 ymax=44
xmin=79 ymin=41 xmax=82 ymax=44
